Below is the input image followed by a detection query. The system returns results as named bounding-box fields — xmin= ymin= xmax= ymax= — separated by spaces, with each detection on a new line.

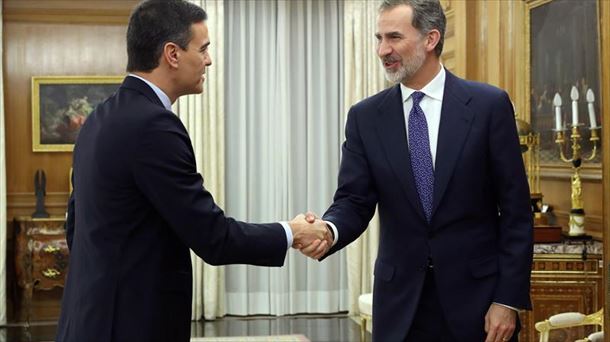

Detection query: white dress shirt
xmin=127 ymin=74 xmax=294 ymax=249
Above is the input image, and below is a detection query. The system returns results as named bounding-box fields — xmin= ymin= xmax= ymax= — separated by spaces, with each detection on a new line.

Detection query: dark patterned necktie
xmin=408 ymin=91 xmax=434 ymax=222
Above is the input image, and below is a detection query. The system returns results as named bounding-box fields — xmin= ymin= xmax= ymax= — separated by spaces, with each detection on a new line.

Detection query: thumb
xmin=305 ymin=211 xmax=318 ymax=223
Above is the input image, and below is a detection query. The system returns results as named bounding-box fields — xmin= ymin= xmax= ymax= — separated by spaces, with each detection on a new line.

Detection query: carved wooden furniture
xmin=519 ymin=252 xmax=603 ymax=342
xmin=14 ymin=216 xmax=68 ymax=323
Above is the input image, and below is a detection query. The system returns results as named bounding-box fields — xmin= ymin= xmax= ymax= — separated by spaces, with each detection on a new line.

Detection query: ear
xmin=424 ymin=29 xmax=441 ymax=54
xmin=162 ymin=42 xmax=180 ymax=69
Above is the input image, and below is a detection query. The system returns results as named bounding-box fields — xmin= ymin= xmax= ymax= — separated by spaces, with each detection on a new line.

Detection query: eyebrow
xmin=200 ymin=42 xmax=211 ymax=51
xmin=376 ymin=31 xmax=404 ymax=38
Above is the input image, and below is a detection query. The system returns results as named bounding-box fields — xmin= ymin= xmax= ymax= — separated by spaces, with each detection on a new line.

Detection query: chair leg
xmin=360 ymin=317 xmax=367 ymax=342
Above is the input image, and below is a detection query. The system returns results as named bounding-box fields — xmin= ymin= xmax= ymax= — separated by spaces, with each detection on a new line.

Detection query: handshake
xmin=288 ymin=212 xmax=333 ymax=260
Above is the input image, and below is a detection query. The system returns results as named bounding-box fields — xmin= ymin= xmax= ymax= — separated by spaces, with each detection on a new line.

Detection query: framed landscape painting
xmin=31 ymin=76 xmax=123 ymax=152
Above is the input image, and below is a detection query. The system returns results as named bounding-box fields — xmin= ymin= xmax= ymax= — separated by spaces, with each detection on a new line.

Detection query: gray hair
xmin=379 ymin=0 xmax=446 ymax=57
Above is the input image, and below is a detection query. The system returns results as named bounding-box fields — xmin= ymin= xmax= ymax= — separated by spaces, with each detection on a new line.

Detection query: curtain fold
xmin=0 ymin=0 xmax=6 ymax=327
xmin=223 ymin=0 xmax=348 ymax=316
xmin=343 ymin=0 xmax=387 ymax=316
xmin=174 ymin=0 xmax=225 ymax=321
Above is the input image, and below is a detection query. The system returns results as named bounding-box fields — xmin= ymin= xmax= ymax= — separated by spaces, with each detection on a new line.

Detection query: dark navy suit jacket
xmin=323 ymin=70 xmax=533 ymax=341
xmin=57 ymin=76 xmax=288 ymax=342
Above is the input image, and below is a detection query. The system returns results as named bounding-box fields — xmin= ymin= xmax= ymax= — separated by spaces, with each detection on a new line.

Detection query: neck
xmin=402 ymin=57 xmax=442 ymax=90
xmin=132 ymin=70 xmax=178 ymax=104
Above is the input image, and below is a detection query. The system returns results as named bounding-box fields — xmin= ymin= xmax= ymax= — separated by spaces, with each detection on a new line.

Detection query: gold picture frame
xmin=32 ymin=75 xmax=124 ymax=152
xmin=525 ymin=0 xmax=603 ymax=171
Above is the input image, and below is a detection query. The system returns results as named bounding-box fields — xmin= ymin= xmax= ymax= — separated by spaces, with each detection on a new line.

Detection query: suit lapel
xmin=375 ymin=85 xmax=427 ymax=222
xmin=431 ymin=71 xmax=474 ymax=218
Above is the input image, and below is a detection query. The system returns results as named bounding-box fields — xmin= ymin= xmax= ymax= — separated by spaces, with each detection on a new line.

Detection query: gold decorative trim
xmin=534 ymin=254 xmax=602 ymax=260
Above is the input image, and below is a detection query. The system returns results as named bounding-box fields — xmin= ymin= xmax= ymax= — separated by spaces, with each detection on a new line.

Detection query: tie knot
xmin=411 ymin=91 xmax=425 ymax=105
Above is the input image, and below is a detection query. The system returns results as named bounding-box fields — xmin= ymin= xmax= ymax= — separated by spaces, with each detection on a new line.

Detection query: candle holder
xmin=553 ymin=87 xmax=601 ymax=236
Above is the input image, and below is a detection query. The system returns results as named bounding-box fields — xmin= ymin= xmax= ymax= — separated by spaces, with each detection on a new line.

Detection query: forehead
xmin=376 ymin=5 xmax=415 ymax=33
xmin=189 ymin=21 xmax=209 ymax=44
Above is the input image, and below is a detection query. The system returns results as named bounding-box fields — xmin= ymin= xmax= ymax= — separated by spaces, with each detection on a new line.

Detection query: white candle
xmin=588 ymin=103 xmax=597 ymax=128
xmin=553 ymin=93 xmax=562 ymax=130
xmin=586 ymin=89 xmax=597 ymax=128
xmin=570 ymin=86 xmax=579 ymax=125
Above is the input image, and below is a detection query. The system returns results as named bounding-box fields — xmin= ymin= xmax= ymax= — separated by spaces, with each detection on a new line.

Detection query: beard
xmin=382 ymin=44 xmax=426 ymax=84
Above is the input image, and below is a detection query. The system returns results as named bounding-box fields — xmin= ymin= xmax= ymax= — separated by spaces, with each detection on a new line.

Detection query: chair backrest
xmin=535 ymin=308 xmax=603 ymax=342
xmin=575 ymin=331 xmax=604 ymax=342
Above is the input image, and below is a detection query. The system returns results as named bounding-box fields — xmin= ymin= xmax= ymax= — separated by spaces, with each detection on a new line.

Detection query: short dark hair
xmin=379 ymin=0 xmax=446 ymax=57
xmin=126 ymin=0 xmax=207 ymax=72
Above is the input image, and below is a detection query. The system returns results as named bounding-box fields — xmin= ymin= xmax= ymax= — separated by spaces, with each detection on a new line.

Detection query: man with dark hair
xmin=301 ymin=0 xmax=533 ymax=341
xmin=56 ymin=1 xmax=329 ymax=341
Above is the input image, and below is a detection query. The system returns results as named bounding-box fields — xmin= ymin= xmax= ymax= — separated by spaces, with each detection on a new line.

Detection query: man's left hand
xmin=484 ymin=303 xmax=516 ymax=342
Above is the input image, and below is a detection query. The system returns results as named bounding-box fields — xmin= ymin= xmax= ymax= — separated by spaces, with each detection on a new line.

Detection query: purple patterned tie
xmin=408 ymin=91 xmax=434 ymax=222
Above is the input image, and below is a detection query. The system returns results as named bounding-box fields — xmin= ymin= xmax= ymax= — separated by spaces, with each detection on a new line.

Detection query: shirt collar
xmin=128 ymin=74 xmax=173 ymax=111
xmin=400 ymin=65 xmax=446 ymax=103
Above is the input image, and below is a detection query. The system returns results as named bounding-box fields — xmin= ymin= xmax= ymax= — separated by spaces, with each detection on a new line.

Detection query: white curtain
xmin=343 ymin=0 xmax=387 ymax=316
xmin=174 ymin=0 xmax=225 ymax=321
xmin=0 ymin=0 xmax=6 ymax=327
xmin=224 ymin=0 xmax=348 ymax=316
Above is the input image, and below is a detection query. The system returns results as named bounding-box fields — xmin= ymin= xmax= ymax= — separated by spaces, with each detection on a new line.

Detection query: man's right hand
xmin=289 ymin=213 xmax=330 ymax=253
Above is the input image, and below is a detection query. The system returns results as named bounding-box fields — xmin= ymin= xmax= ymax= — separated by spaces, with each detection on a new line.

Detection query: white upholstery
xmin=548 ymin=312 xmax=586 ymax=326
xmin=586 ymin=331 xmax=604 ymax=342
xmin=358 ymin=293 xmax=373 ymax=316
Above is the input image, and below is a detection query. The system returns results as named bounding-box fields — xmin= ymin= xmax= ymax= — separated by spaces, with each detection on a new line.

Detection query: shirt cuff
xmin=493 ymin=302 xmax=520 ymax=312
xmin=279 ymin=222 xmax=293 ymax=250
xmin=324 ymin=221 xmax=339 ymax=247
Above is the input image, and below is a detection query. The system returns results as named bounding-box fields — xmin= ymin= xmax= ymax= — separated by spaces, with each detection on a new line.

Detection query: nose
xmin=206 ymin=54 xmax=212 ymax=67
xmin=377 ymin=39 xmax=392 ymax=58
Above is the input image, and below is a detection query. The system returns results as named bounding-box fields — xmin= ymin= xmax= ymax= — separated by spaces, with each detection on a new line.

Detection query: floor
xmin=0 ymin=314 xmax=367 ymax=342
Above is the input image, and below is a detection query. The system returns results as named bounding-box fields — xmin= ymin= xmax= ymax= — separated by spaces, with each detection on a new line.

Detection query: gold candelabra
xmin=553 ymin=87 xmax=601 ymax=236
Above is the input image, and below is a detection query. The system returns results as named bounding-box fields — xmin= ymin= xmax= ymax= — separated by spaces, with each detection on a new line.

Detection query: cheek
xmin=398 ymin=45 xmax=415 ymax=58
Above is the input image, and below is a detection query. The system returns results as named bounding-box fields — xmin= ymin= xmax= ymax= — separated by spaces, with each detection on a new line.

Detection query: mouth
xmin=383 ymin=60 xmax=400 ymax=69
